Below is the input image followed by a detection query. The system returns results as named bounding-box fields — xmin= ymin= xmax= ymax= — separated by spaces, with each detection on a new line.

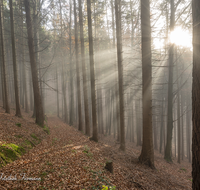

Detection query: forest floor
xmin=0 ymin=105 xmax=192 ymax=190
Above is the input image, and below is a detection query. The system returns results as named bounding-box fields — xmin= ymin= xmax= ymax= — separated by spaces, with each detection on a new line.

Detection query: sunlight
xmin=170 ymin=27 xmax=192 ymax=48
xmin=153 ymin=38 xmax=165 ymax=50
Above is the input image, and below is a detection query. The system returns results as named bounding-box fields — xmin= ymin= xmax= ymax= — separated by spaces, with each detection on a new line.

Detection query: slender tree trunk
xmin=69 ymin=0 xmax=74 ymax=125
xmin=87 ymin=0 xmax=98 ymax=141
xmin=74 ymin=0 xmax=82 ymax=131
xmin=176 ymin=62 xmax=181 ymax=163
xmin=139 ymin=0 xmax=155 ymax=168
xmin=115 ymin=0 xmax=125 ymax=151
xmin=0 ymin=0 xmax=10 ymax=113
xmin=9 ymin=0 xmax=22 ymax=117
xmin=160 ymin=97 xmax=164 ymax=153
xmin=33 ymin=0 xmax=43 ymax=112
xmin=181 ymin=95 xmax=184 ymax=160
xmin=24 ymin=0 xmax=44 ymax=126
xmin=165 ymin=0 xmax=175 ymax=163
xmin=20 ymin=0 xmax=29 ymax=113
xmin=79 ymin=0 xmax=90 ymax=135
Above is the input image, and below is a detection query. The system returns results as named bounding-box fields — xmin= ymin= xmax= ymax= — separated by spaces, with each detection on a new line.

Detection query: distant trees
xmin=192 ymin=0 xmax=200 ymax=188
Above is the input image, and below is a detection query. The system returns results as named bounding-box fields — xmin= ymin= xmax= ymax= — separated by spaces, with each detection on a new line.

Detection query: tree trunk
xmin=20 ymin=0 xmax=29 ymax=113
xmin=24 ymin=0 xmax=44 ymax=126
xmin=69 ymin=0 xmax=74 ymax=126
xmin=87 ymin=0 xmax=98 ymax=142
xmin=79 ymin=0 xmax=90 ymax=135
xmin=139 ymin=0 xmax=154 ymax=168
xmin=115 ymin=0 xmax=125 ymax=151
xmin=9 ymin=0 xmax=22 ymax=117
xmin=192 ymin=0 xmax=200 ymax=188
xmin=160 ymin=97 xmax=164 ymax=153
xmin=74 ymin=0 xmax=82 ymax=131
xmin=0 ymin=0 xmax=10 ymax=114
xmin=164 ymin=0 xmax=175 ymax=163
xmin=176 ymin=61 xmax=181 ymax=164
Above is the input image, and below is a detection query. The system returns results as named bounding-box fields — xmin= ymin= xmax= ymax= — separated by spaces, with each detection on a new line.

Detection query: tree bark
xmin=87 ymin=0 xmax=98 ymax=142
xmin=139 ymin=0 xmax=155 ymax=168
xmin=0 ymin=0 xmax=10 ymax=114
xmin=164 ymin=0 xmax=175 ymax=163
xmin=69 ymin=0 xmax=74 ymax=126
xmin=192 ymin=0 xmax=200 ymax=188
xmin=79 ymin=0 xmax=90 ymax=135
xmin=115 ymin=0 xmax=125 ymax=151
xmin=24 ymin=0 xmax=44 ymax=126
xmin=9 ymin=0 xmax=22 ymax=117
xmin=74 ymin=0 xmax=82 ymax=131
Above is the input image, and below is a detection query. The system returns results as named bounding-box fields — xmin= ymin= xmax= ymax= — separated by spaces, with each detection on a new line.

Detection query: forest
xmin=0 ymin=0 xmax=200 ymax=189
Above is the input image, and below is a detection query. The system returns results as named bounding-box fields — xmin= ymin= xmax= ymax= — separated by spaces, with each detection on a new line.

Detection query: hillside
xmin=0 ymin=106 xmax=192 ymax=190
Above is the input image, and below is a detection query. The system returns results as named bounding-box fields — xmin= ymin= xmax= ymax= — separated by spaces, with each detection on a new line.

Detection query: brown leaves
xmin=0 ymin=106 xmax=192 ymax=189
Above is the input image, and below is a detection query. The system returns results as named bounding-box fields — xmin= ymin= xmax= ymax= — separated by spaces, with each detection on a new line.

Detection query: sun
xmin=170 ymin=27 xmax=192 ymax=48
xmin=153 ymin=27 xmax=192 ymax=50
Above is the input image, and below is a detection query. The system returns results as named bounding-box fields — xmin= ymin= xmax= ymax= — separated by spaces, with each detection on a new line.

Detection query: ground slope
xmin=0 ymin=106 xmax=192 ymax=189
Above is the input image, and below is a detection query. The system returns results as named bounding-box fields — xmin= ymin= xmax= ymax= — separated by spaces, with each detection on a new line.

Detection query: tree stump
xmin=105 ymin=160 xmax=113 ymax=173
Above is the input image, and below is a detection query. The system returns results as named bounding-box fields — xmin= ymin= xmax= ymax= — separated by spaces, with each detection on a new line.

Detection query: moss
xmin=30 ymin=133 xmax=41 ymax=145
xmin=43 ymin=125 xmax=50 ymax=134
xmin=22 ymin=139 xmax=33 ymax=149
xmin=0 ymin=143 xmax=25 ymax=167
xmin=15 ymin=123 xmax=21 ymax=127
xmin=15 ymin=135 xmax=23 ymax=138
xmin=30 ymin=133 xmax=39 ymax=140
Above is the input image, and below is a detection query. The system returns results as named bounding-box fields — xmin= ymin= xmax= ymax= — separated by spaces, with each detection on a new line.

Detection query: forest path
xmin=0 ymin=110 xmax=192 ymax=189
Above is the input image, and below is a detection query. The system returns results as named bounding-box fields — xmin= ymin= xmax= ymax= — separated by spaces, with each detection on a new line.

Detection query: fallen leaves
xmin=0 ymin=106 xmax=192 ymax=189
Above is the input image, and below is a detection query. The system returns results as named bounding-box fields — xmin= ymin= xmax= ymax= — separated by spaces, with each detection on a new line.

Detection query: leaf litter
xmin=0 ymin=106 xmax=192 ymax=189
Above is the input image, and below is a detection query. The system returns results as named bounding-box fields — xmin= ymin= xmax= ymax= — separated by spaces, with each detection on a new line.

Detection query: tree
xmin=74 ymin=0 xmax=82 ymax=131
xmin=9 ymin=0 xmax=22 ymax=117
xmin=24 ymin=0 xmax=44 ymax=126
xmin=79 ymin=0 xmax=90 ymax=135
xmin=115 ymin=0 xmax=125 ymax=151
xmin=0 ymin=0 xmax=10 ymax=114
xmin=192 ymin=0 xmax=200 ymax=188
xmin=87 ymin=0 xmax=98 ymax=142
xmin=20 ymin=0 xmax=29 ymax=113
xmin=69 ymin=0 xmax=74 ymax=126
xmin=164 ymin=0 xmax=175 ymax=163
xmin=138 ymin=0 xmax=155 ymax=168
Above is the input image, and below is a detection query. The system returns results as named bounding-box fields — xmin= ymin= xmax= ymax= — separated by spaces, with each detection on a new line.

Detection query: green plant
xmin=43 ymin=125 xmax=50 ymax=134
xmin=23 ymin=139 xmax=33 ymax=149
xmin=102 ymin=185 xmax=116 ymax=190
xmin=46 ymin=162 xmax=52 ymax=166
xmin=180 ymin=168 xmax=187 ymax=172
xmin=90 ymin=170 xmax=112 ymax=189
xmin=52 ymin=138 xmax=58 ymax=145
xmin=71 ymin=149 xmax=77 ymax=153
xmin=83 ymin=145 xmax=93 ymax=158
xmin=30 ymin=133 xmax=39 ymax=140
xmin=40 ymin=171 xmax=48 ymax=182
xmin=83 ymin=145 xmax=90 ymax=153
xmin=15 ymin=123 xmax=21 ymax=127
xmin=15 ymin=135 xmax=23 ymax=138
